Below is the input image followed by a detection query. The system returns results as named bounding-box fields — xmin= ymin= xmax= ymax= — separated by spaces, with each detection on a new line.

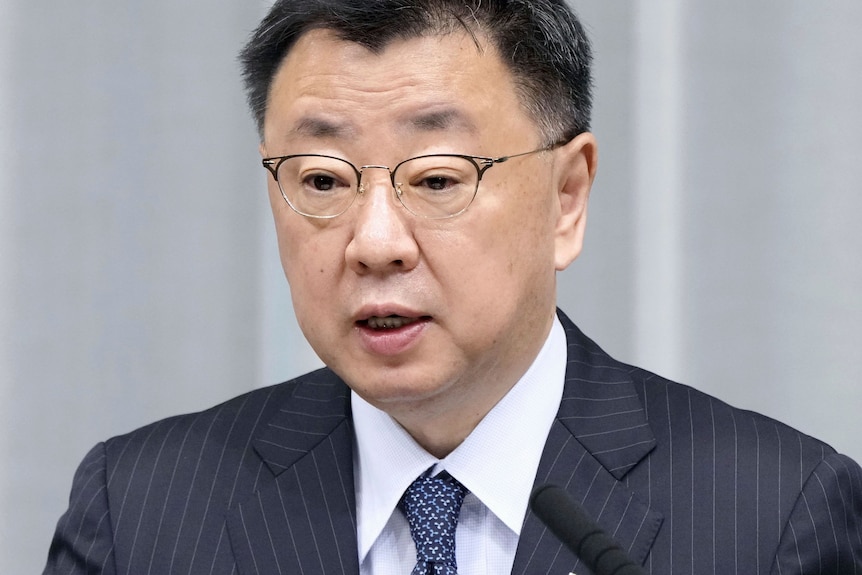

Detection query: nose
xmin=344 ymin=171 xmax=419 ymax=275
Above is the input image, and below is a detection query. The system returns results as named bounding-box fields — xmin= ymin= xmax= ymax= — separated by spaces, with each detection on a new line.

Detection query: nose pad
xmin=356 ymin=165 xmax=399 ymax=206
xmin=357 ymin=181 xmax=403 ymax=201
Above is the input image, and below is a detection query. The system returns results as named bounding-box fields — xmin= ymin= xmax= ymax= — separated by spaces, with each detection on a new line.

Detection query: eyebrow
xmin=291 ymin=117 xmax=356 ymax=139
xmin=406 ymin=108 xmax=477 ymax=134
xmin=284 ymin=107 xmax=476 ymax=142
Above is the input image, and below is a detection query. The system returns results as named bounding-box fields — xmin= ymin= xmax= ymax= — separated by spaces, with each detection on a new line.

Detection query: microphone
xmin=529 ymin=484 xmax=647 ymax=575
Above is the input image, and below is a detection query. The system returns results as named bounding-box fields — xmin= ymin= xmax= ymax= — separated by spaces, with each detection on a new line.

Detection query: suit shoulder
xmin=558 ymin=309 xmax=839 ymax=463
xmin=101 ymin=367 xmax=346 ymax=468
xmin=628 ymin=365 xmax=838 ymax=468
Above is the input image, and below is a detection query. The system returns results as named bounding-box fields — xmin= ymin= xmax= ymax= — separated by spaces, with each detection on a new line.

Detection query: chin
xmin=344 ymin=367 xmax=457 ymax=405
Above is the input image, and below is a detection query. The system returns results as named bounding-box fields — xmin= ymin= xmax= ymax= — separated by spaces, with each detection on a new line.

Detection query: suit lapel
xmin=512 ymin=311 xmax=663 ymax=575
xmin=224 ymin=313 xmax=663 ymax=575
xmin=226 ymin=369 xmax=360 ymax=575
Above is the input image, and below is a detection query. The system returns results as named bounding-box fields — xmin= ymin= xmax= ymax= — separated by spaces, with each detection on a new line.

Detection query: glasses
xmin=262 ymin=144 xmax=560 ymax=219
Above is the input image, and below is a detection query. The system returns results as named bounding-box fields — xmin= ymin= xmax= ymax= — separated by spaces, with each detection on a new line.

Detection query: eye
xmin=419 ymin=175 xmax=459 ymax=191
xmin=308 ymin=174 xmax=337 ymax=191
xmin=299 ymin=171 xmax=350 ymax=194
xmin=399 ymin=155 xmax=475 ymax=197
xmin=408 ymin=166 xmax=469 ymax=194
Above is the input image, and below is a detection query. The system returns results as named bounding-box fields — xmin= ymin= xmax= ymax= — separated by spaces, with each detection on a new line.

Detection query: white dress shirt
xmin=353 ymin=316 xmax=567 ymax=575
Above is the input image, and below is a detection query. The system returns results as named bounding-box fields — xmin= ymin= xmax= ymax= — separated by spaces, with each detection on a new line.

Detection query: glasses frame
xmin=262 ymin=141 xmax=564 ymax=219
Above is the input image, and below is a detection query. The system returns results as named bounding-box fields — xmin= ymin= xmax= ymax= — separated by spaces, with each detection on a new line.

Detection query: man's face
xmin=262 ymin=29 xmax=594 ymax=439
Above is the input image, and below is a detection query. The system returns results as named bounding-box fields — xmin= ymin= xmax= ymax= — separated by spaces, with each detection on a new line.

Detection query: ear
xmin=553 ymin=132 xmax=598 ymax=271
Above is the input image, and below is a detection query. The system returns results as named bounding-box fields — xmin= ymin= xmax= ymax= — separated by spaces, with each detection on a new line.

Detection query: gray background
xmin=2 ymin=2 xmax=860 ymax=573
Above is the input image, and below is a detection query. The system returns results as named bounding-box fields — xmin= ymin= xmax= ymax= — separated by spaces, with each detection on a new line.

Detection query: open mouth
xmin=361 ymin=315 xmax=429 ymax=330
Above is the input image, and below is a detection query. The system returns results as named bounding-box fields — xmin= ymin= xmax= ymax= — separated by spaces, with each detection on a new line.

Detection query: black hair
xmin=239 ymin=0 xmax=592 ymax=144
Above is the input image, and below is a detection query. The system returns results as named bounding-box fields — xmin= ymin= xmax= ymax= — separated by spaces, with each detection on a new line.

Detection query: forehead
xmin=262 ymin=28 xmax=539 ymax=149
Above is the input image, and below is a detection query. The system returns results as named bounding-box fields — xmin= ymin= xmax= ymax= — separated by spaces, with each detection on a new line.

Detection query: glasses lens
xmin=394 ymin=155 xmax=479 ymax=218
xmin=275 ymin=155 xmax=358 ymax=217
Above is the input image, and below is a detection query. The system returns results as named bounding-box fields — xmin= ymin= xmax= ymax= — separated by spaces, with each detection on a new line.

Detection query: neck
xmin=387 ymin=346 xmax=542 ymax=458
xmin=376 ymin=308 xmax=558 ymax=458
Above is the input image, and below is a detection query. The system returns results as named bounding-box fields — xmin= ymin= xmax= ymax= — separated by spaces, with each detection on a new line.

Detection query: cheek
xmin=467 ymin=198 xmax=556 ymax=304
xmin=273 ymin=216 xmax=341 ymax=309
xmin=429 ymin=216 xmax=553 ymax=310
xmin=472 ymin=190 xmax=557 ymax=270
xmin=280 ymin=234 xmax=333 ymax=288
xmin=279 ymin=232 xmax=344 ymax=355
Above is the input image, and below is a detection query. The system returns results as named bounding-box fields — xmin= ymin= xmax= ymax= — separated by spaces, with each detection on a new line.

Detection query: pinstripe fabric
xmin=45 ymin=369 xmax=359 ymax=575
xmin=514 ymin=315 xmax=862 ymax=575
xmin=45 ymin=310 xmax=862 ymax=574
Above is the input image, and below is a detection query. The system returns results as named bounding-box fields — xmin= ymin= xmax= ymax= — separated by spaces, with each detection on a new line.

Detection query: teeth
xmin=366 ymin=316 xmax=417 ymax=329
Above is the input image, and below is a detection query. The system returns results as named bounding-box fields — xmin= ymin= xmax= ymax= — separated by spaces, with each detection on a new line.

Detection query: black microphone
xmin=529 ymin=484 xmax=647 ymax=575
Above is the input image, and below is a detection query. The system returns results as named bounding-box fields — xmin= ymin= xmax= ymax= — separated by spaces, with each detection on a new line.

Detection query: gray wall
xmin=2 ymin=2 xmax=860 ymax=573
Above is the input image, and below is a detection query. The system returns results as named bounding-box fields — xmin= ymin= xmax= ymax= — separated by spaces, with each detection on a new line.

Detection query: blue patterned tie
xmin=399 ymin=472 xmax=468 ymax=575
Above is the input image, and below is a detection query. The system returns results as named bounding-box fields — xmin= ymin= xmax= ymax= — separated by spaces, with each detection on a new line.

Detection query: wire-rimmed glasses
xmin=262 ymin=144 xmax=560 ymax=219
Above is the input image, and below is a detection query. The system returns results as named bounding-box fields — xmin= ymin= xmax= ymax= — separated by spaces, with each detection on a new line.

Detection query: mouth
xmin=354 ymin=310 xmax=431 ymax=355
xmin=360 ymin=315 xmax=429 ymax=330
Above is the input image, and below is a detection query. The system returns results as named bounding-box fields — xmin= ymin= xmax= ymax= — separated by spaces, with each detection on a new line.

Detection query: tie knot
xmin=400 ymin=473 xmax=467 ymax=575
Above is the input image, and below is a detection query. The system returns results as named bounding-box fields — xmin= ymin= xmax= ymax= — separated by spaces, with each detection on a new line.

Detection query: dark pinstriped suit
xmin=46 ymin=310 xmax=862 ymax=574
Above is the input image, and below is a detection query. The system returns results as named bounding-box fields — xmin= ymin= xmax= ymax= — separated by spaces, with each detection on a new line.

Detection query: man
xmin=45 ymin=1 xmax=862 ymax=574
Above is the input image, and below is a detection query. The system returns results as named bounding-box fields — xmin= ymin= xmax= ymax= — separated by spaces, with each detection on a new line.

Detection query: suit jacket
xmin=45 ymin=310 xmax=862 ymax=574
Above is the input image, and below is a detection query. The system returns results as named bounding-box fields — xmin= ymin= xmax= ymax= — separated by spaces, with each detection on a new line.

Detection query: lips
xmin=354 ymin=308 xmax=431 ymax=355
xmin=354 ymin=304 xmax=430 ymax=329
xmin=364 ymin=315 xmax=420 ymax=330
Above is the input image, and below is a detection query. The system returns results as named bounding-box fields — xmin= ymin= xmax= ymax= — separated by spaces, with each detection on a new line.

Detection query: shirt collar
xmin=352 ymin=316 xmax=567 ymax=562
